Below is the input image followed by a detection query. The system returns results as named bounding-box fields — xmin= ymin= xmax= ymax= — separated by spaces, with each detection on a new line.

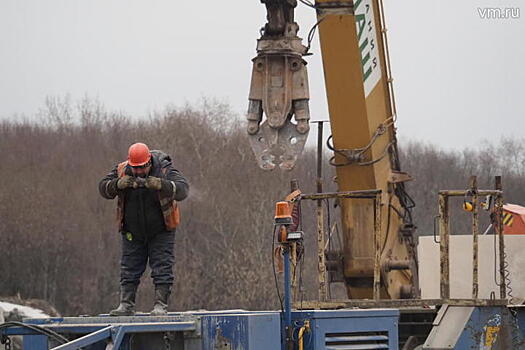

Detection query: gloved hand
xmin=145 ymin=176 xmax=163 ymax=190
xmin=132 ymin=177 xmax=147 ymax=189
xmin=117 ymin=175 xmax=134 ymax=190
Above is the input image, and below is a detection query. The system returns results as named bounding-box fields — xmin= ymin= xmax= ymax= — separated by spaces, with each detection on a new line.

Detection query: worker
xmin=99 ymin=143 xmax=189 ymax=316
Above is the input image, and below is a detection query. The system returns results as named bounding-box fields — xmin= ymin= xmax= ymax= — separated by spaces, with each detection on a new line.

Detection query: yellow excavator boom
xmin=249 ymin=0 xmax=418 ymax=299
xmin=315 ymin=0 xmax=417 ymax=299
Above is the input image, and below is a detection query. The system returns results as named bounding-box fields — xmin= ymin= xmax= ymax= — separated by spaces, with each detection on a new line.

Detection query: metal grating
xmin=325 ymin=331 xmax=389 ymax=350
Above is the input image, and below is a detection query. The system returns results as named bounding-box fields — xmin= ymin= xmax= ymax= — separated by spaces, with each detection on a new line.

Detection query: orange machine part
xmin=275 ymin=201 xmax=292 ymax=221
xmin=502 ymin=204 xmax=525 ymax=235
xmin=279 ymin=226 xmax=288 ymax=243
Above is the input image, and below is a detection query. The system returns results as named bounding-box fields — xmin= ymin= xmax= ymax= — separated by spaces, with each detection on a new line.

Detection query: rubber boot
xmin=150 ymin=284 xmax=171 ymax=316
xmin=109 ymin=284 xmax=137 ymax=316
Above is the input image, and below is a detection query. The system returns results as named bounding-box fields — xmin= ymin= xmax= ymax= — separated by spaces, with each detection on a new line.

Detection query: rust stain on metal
xmin=438 ymin=193 xmax=450 ymax=299
xmin=373 ymin=193 xmax=381 ymax=300
xmin=317 ymin=199 xmax=328 ymax=301
xmin=300 ymin=190 xmax=381 ymax=200
xmin=495 ymin=176 xmax=507 ymax=299
xmin=471 ymin=176 xmax=479 ymax=300
xmin=295 ymin=298 xmax=508 ymax=310
xmin=438 ymin=190 xmax=503 ymax=196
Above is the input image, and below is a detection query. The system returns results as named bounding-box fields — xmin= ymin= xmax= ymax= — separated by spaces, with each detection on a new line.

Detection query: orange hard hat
xmin=128 ymin=143 xmax=151 ymax=166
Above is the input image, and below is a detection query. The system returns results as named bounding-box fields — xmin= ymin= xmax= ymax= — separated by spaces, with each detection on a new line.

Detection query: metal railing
xmin=300 ymin=189 xmax=383 ymax=301
xmin=437 ymin=176 xmax=505 ymax=300
xmin=293 ymin=176 xmax=510 ymax=310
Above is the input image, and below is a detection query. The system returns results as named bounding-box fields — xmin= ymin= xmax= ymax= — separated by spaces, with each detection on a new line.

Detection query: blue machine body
xmin=201 ymin=312 xmax=281 ymax=349
xmin=2 ymin=308 xmax=399 ymax=350
xmin=422 ymin=305 xmax=525 ymax=349
xmin=291 ymin=310 xmax=399 ymax=350
xmin=4 ymin=306 xmax=525 ymax=349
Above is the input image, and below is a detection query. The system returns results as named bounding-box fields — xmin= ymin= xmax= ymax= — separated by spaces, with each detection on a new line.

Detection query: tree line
xmin=1 ymin=97 xmax=524 ymax=316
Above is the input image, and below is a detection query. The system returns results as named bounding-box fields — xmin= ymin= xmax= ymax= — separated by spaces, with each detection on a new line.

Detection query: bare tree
xmin=2 ymin=98 xmax=524 ymax=315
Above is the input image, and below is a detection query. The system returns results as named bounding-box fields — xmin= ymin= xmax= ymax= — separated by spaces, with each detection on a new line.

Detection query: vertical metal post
xmin=495 ymin=176 xmax=507 ymax=299
xmin=316 ymin=186 xmax=327 ymax=303
xmin=283 ymin=245 xmax=292 ymax=327
xmin=317 ymin=122 xmax=324 ymax=186
xmin=471 ymin=176 xmax=479 ymax=299
xmin=290 ymin=242 xmax=297 ymax=301
xmin=373 ymin=193 xmax=382 ymax=300
xmin=283 ymin=244 xmax=293 ymax=350
xmin=316 ymin=122 xmax=328 ymax=301
xmin=439 ymin=193 xmax=450 ymax=299
xmin=290 ymin=180 xmax=299 ymax=301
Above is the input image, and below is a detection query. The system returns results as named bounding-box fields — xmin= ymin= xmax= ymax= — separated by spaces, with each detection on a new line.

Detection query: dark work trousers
xmin=120 ymin=230 xmax=176 ymax=286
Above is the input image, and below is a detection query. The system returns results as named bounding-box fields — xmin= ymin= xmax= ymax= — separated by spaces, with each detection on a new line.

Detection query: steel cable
xmin=0 ymin=321 xmax=68 ymax=345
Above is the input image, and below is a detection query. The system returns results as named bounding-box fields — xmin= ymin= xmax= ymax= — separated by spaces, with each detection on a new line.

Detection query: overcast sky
xmin=0 ymin=0 xmax=523 ymax=149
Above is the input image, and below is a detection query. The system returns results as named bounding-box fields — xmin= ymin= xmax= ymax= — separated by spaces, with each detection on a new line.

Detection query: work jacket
xmin=99 ymin=150 xmax=189 ymax=232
